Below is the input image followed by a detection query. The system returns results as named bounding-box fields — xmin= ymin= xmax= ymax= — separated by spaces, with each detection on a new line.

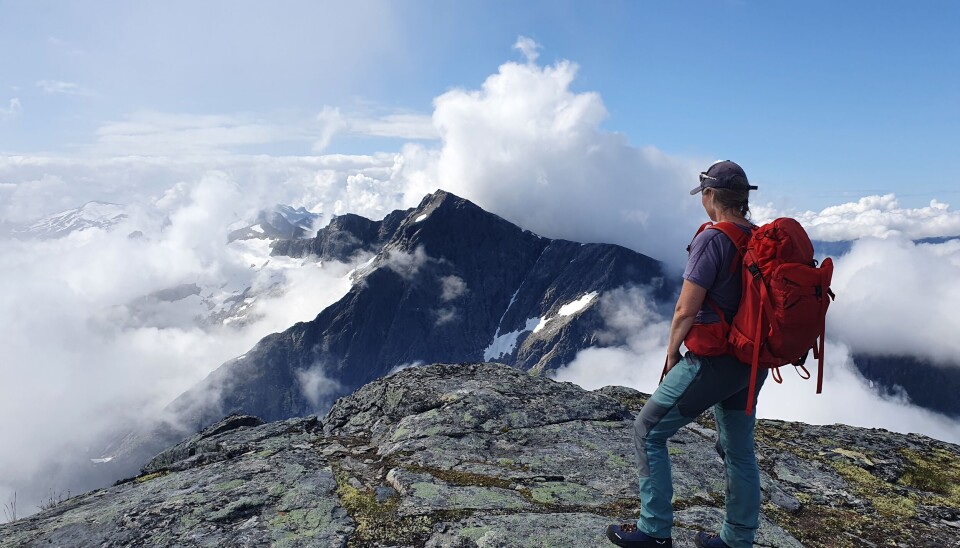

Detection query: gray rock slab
xmin=674 ymin=506 xmax=803 ymax=548
xmin=2 ymin=417 xmax=354 ymax=547
xmin=424 ymin=512 xmax=614 ymax=548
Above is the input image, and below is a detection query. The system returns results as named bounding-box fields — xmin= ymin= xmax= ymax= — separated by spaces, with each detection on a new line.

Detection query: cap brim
xmin=689 ymin=185 xmax=704 ymax=195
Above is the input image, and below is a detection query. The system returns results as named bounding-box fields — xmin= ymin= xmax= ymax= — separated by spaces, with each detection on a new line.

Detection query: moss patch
xmin=529 ymin=482 xmax=597 ymax=506
xmin=832 ymin=461 xmax=915 ymax=518
xmin=401 ymin=465 xmax=513 ymax=490
xmin=332 ymin=462 xmax=434 ymax=547
xmin=899 ymin=448 xmax=960 ymax=506
xmin=134 ymin=470 xmax=170 ymax=484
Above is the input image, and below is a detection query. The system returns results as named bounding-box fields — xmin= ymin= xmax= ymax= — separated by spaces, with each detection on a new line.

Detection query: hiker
xmin=607 ymin=160 xmax=766 ymax=548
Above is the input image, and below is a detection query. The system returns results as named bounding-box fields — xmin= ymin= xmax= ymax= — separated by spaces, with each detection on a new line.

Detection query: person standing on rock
xmin=607 ymin=160 xmax=766 ymax=548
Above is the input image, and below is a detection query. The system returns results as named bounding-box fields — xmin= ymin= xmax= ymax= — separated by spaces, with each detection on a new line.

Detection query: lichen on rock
xmin=3 ymin=362 xmax=958 ymax=547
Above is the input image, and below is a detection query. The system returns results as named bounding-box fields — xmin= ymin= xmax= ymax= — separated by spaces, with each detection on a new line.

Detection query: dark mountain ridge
xmin=108 ymin=190 xmax=673 ymax=472
xmin=172 ymin=190 xmax=672 ymax=427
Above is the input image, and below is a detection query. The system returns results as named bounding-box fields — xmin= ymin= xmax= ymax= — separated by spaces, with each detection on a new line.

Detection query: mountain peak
xmin=409 ymin=189 xmax=474 ymax=221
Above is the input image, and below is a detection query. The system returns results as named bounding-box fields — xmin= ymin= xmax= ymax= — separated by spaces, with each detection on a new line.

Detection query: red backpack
xmin=685 ymin=218 xmax=835 ymax=414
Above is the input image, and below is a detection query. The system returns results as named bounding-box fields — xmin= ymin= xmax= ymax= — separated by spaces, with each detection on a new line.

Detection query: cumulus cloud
xmin=767 ymin=194 xmax=960 ymax=242
xmin=552 ymin=286 xmax=960 ymax=445
xmin=0 ymin=98 xmax=22 ymax=120
xmin=403 ymin=46 xmax=703 ymax=268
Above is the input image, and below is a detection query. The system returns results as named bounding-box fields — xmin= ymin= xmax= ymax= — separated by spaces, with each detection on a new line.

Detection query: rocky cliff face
xmin=5 ymin=363 xmax=958 ymax=547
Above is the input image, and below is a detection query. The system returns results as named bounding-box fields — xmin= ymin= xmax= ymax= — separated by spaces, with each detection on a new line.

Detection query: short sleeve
xmin=683 ymin=230 xmax=725 ymax=290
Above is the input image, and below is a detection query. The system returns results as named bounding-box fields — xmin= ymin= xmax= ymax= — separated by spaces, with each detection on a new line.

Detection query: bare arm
xmin=665 ymin=279 xmax=708 ymax=372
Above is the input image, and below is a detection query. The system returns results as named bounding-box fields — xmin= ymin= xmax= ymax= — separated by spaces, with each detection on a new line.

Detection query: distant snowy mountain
xmin=227 ymin=204 xmax=322 ymax=242
xmin=113 ymin=237 xmax=327 ymax=331
xmin=12 ymin=201 xmax=129 ymax=239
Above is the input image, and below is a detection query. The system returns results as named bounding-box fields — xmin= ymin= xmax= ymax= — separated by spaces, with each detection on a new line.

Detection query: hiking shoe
xmin=694 ymin=531 xmax=730 ymax=548
xmin=606 ymin=523 xmax=672 ymax=547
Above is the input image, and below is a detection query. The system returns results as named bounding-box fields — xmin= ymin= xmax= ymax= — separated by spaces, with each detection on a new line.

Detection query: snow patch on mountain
xmin=559 ymin=291 xmax=598 ymax=316
xmin=533 ymin=292 xmax=599 ymax=334
xmin=13 ymin=201 xmax=129 ymax=239
xmin=484 ymin=317 xmax=540 ymax=361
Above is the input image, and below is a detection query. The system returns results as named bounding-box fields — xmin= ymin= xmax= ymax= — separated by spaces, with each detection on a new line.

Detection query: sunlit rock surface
xmin=3 ymin=363 xmax=958 ymax=547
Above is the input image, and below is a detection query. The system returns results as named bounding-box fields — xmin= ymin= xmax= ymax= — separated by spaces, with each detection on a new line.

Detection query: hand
xmin=665 ymin=350 xmax=683 ymax=373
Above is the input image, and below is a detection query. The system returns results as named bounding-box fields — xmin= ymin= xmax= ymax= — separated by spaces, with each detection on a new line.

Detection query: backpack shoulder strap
xmin=706 ymin=221 xmax=752 ymax=256
xmin=686 ymin=221 xmax=716 ymax=254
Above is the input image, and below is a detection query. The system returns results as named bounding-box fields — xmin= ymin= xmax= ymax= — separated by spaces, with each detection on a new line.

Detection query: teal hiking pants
xmin=633 ymin=354 xmax=767 ymax=548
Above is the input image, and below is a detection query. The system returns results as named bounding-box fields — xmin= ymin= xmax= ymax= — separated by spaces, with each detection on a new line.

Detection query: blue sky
xmin=1 ymin=0 xmax=958 ymax=211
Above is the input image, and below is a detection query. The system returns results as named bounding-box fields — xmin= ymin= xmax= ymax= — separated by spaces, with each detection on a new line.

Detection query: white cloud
xmin=514 ymin=35 xmax=541 ymax=64
xmin=0 ymin=173 xmax=360 ymax=518
xmin=828 ymin=237 xmax=960 ymax=364
xmin=296 ymin=363 xmax=344 ymax=409
xmin=552 ymin=286 xmax=960 ymax=445
xmin=381 ymin=245 xmax=431 ymax=280
xmin=766 ymin=194 xmax=960 ymax=242
xmin=387 ymin=360 xmax=424 ymax=375
xmin=92 ymin=107 xmax=436 ymax=157
xmin=757 ymin=343 xmax=960 ymax=444
xmin=0 ymin=98 xmax=22 ymax=120
xmin=434 ymin=306 xmax=457 ymax=325
xmin=440 ymin=275 xmax=467 ymax=301
xmin=349 ymin=113 xmax=437 ymax=140
xmin=36 ymin=80 xmax=89 ymax=96
xmin=404 ymin=50 xmax=703 ymax=268
xmin=93 ymin=111 xmax=312 ymax=156
xmin=313 ymin=106 xmax=349 ymax=153
xmin=0 ymin=153 xmax=416 ymax=224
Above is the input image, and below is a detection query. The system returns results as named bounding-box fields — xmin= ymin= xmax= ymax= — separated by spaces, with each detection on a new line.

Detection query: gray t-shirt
xmin=682 ymin=224 xmax=752 ymax=324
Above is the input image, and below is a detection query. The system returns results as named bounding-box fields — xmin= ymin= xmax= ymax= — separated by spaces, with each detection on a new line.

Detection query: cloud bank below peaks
xmin=829 ymin=237 xmax=960 ymax=364
xmin=552 ymin=285 xmax=960 ymax=445
xmin=761 ymin=194 xmax=960 ymax=242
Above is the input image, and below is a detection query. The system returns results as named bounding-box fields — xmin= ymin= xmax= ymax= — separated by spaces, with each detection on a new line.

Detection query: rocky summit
xmin=4 ymin=363 xmax=959 ymax=547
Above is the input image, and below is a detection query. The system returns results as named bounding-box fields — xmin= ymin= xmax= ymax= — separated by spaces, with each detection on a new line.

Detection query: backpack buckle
xmin=748 ymin=264 xmax=761 ymax=279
